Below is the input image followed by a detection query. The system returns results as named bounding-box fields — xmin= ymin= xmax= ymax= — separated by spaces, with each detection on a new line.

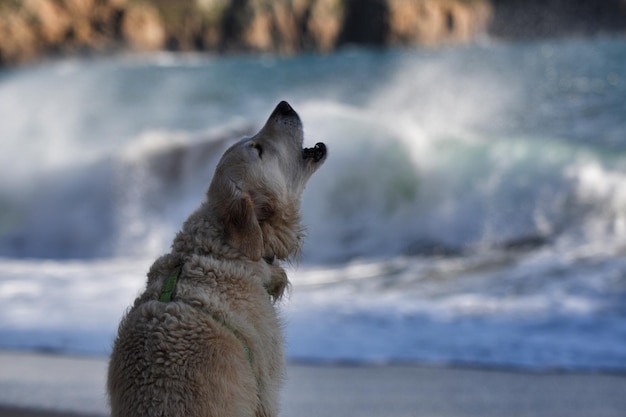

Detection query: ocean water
xmin=1 ymin=37 xmax=625 ymax=371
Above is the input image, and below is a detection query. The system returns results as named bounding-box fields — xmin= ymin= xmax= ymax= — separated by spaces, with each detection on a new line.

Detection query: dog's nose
xmin=271 ymin=101 xmax=297 ymax=118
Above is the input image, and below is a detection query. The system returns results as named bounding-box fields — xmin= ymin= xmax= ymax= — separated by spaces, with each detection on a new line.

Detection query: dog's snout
xmin=259 ymin=100 xmax=303 ymax=140
xmin=271 ymin=101 xmax=297 ymax=118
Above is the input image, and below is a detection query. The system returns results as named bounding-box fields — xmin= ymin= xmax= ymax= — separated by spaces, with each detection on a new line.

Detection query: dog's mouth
xmin=302 ymin=142 xmax=327 ymax=163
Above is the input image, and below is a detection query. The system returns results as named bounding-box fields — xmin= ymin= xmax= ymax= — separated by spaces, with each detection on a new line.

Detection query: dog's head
xmin=209 ymin=101 xmax=327 ymax=262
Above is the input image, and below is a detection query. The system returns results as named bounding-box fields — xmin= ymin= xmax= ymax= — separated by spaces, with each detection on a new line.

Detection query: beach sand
xmin=1 ymin=351 xmax=625 ymax=417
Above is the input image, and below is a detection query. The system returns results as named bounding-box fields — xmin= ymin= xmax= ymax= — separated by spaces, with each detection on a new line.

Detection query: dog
xmin=107 ymin=101 xmax=327 ymax=417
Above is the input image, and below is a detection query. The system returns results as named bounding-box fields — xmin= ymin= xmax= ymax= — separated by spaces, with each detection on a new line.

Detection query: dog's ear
xmin=220 ymin=190 xmax=264 ymax=261
xmin=209 ymin=170 xmax=263 ymax=261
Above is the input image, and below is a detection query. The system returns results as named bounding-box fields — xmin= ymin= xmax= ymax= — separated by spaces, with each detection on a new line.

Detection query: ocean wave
xmin=1 ymin=38 xmax=626 ymax=264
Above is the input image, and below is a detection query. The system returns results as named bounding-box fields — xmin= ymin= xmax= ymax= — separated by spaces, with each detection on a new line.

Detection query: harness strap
xmin=159 ymin=265 xmax=182 ymax=302
xmin=158 ymin=264 xmax=253 ymax=363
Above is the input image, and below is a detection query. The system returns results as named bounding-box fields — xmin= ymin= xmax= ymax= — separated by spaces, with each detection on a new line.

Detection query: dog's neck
xmin=171 ymin=201 xmax=299 ymax=263
xmin=158 ymin=254 xmax=275 ymax=302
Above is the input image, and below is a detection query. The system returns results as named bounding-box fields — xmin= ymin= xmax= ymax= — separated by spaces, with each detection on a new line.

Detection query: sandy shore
xmin=0 ymin=407 xmax=99 ymax=417
xmin=1 ymin=351 xmax=625 ymax=417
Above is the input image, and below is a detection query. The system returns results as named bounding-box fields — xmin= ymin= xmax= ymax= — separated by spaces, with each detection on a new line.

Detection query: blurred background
xmin=1 ymin=0 xmax=626 ymax=375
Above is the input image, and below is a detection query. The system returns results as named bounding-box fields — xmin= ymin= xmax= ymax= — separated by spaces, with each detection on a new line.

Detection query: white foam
xmin=1 ymin=39 xmax=626 ymax=370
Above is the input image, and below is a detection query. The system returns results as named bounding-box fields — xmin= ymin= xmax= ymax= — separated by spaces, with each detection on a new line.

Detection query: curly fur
xmin=107 ymin=102 xmax=326 ymax=417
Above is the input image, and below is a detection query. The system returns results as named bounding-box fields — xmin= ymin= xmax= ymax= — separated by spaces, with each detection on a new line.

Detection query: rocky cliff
xmin=0 ymin=0 xmax=491 ymax=65
xmin=0 ymin=0 xmax=625 ymax=66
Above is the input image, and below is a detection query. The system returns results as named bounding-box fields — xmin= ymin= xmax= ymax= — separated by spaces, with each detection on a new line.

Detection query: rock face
xmin=0 ymin=0 xmax=126 ymax=64
xmin=0 ymin=0 xmax=492 ymax=65
xmin=341 ymin=0 xmax=492 ymax=46
xmin=218 ymin=0 xmax=489 ymax=52
xmin=0 ymin=0 xmax=625 ymax=66
xmin=121 ymin=2 xmax=165 ymax=50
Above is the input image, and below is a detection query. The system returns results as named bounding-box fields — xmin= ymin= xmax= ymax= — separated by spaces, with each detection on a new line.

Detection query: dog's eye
xmin=251 ymin=143 xmax=263 ymax=158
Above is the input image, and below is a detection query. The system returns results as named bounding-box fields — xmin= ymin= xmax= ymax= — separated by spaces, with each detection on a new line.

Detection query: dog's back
xmin=108 ymin=255 xmax=283 ymax=417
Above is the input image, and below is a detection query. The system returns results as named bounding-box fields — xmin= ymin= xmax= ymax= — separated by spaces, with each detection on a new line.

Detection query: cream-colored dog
xmin=108 ymin=101 xmax=327 ymax=417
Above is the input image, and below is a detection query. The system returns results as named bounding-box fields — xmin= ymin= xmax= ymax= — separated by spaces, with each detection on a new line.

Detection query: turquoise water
xmin=0 ymin=37 xmax=625 ymax=370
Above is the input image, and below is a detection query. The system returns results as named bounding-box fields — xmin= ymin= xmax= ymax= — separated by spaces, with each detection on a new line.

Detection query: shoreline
xmin=2 ymin=351 xmax=626 ymax=417
xmin=0 ymin=407 xmax=100 ymax=417
xmin=288 ymin=358 xmax=626 ymax=376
